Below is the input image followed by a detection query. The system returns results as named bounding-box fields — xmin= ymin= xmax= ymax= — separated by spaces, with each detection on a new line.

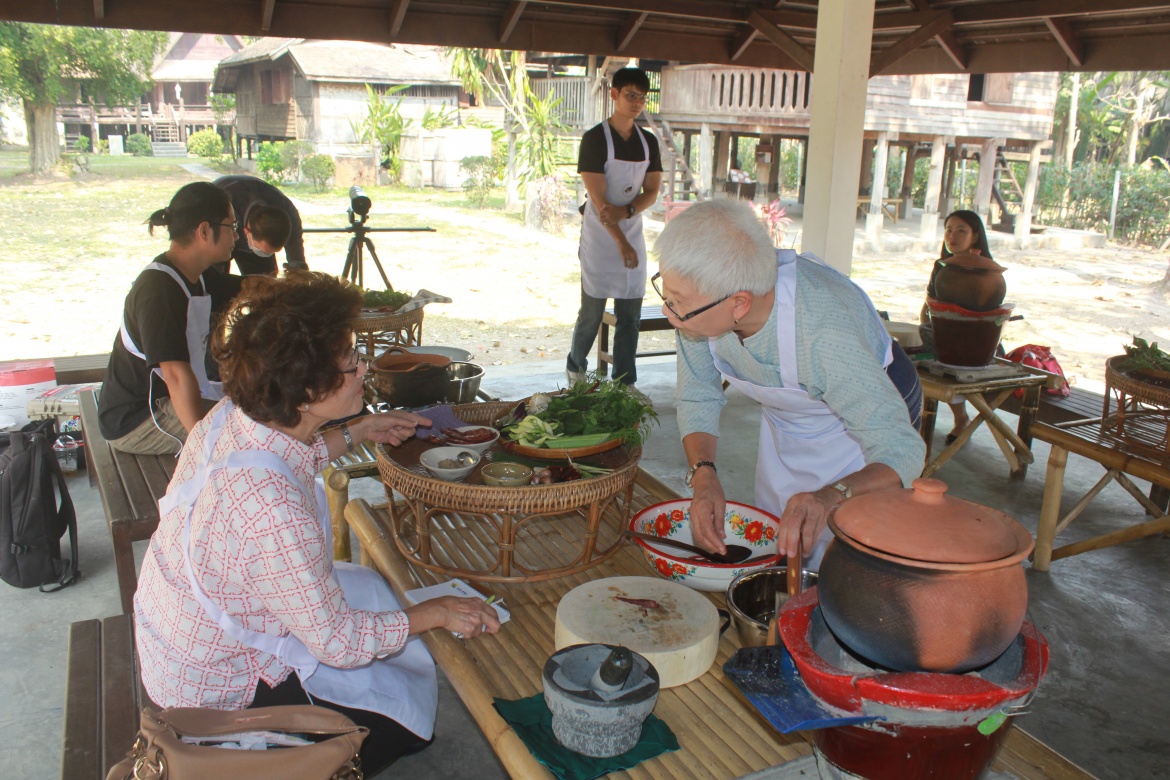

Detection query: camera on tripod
xmin=349 ymin=186 xmax=372 ymax=219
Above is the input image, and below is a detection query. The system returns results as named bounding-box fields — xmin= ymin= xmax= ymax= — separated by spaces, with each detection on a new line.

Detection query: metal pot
xmin=445 ymin=362 xmax=484 ymax=404
xmin=818 ymin=478 xmax=1034 ymax=673
xmin=725 ymin=567 xmax=817 ymax=648
xmin=368 ymin=347 xmax=451 ymax=408
xmin=401 ymin=345 xmax=473 ymax=363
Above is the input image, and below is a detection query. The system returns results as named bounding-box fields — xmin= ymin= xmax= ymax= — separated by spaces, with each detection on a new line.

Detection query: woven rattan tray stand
xmin=376 ymin=402 xmax=641 ymax=583
xmin=356 ymin=306 xmax=424 ymax=356
xmin=1103 ymin=355 xmax=1170 ymax=456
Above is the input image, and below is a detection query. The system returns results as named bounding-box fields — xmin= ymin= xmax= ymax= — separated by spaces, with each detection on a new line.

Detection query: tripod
xmin=303 ymin=209 xmax=435 ymax=290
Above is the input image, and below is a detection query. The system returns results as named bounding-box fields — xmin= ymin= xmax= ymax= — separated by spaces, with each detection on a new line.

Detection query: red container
xmin=927 ymin=299 xmax=1015 ymax=367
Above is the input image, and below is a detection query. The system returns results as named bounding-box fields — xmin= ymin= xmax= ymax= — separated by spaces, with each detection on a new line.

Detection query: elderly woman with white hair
xmin=652 ymin=200 xmax=925 ymax=569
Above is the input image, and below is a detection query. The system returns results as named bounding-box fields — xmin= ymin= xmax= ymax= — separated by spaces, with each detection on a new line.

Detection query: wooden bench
xmin=596 ymin=305 xmax=676 ymax=378
xmin=61 ymin=614 xmax=152 ymax=779
xmin=78 ymin=388 xmax=176 ymax=614
xmin=856 ymin=196 xmax=900 ymax=223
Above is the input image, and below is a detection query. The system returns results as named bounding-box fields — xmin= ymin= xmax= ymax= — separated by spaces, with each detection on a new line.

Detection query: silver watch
xmin=830 ymin=481 xmax=852 ymax=501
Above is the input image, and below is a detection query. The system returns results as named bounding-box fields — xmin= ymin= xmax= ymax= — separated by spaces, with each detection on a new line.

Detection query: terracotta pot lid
xmin=941 ymin=252 xmax=1007 ymax=273
xmin=831 ymin=478 xmax=1021 ymax=564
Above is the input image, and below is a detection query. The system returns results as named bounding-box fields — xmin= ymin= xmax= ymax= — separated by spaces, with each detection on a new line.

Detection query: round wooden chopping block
xmin=554 ymin=576 xmax=720 ymax=688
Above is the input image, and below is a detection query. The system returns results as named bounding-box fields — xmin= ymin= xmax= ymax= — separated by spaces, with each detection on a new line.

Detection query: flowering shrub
xmin=532 ymin=174 xmax=569 ymax=235
xmin=754 ymin=199 xmax=793 ymax=246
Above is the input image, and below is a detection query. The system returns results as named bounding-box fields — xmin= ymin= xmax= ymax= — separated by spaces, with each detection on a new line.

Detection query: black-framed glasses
xmin=217 ymin=222 xmax=239 ymax=237
xmin=340 ymin=346 xmax=369 ymax=375
xmin=651 ymin=272 xmax=729 ymax=322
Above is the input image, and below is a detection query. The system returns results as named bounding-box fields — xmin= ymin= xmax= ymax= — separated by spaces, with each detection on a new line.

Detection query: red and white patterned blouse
xmin=134 ymin=400 xmax=411 ymax=710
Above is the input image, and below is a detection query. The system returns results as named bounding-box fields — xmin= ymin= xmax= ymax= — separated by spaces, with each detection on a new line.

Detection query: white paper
xmin=404 ymin=578 xmax=510 ymax=636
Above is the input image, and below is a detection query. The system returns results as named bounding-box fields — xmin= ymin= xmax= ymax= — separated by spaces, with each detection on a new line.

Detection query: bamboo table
xmin=918 ymin=365 xmax=1051 ymax=480
xmin=1032 ymin=416 xmax=1170 ymax=571
xmin=346 ymin=471 xmax=1096 ymax=780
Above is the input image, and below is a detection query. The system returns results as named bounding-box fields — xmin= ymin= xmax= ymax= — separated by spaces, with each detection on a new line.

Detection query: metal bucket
xmin=726 ymin=567 xmax=817 ymax=648
xmin=445 ymin=362 xmax=484 ymax=404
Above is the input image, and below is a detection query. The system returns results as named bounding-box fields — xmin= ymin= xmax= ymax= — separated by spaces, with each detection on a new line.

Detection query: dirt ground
xmin=3 ymin=168 xmax=1169 ymax=389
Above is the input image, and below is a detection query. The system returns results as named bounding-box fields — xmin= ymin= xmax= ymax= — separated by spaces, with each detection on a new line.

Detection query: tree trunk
xmin=1061 ymin=72 xmax=1080 ymax=219
xmin=25 ymin=100 xmax=61 ymax=174
xmin=1126 ymin=85 xmax=1145 ymax=167
xmin=505 ymin=131 xmax=519 ymax=210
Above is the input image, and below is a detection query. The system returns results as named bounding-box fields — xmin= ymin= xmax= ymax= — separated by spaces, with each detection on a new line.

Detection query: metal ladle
xmin=625 ymin=530 xmax=753 ymax=564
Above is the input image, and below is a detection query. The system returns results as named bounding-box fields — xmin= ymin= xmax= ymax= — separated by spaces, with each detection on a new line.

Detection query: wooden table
xmin=1032 ymin=417 xmax=1170 ymax=571
xmin=856 ymin=196 xmax=900 ymax=223
xmin=918 ymin=364 xmax=1051 ymax=481
xmin=346 ymin=470 xmax=1095 ymax=780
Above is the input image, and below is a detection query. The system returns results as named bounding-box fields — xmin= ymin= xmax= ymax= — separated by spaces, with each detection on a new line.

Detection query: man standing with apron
xmin=566 ymin=67 xmax=662 ymax=389
xmin=99 ymin=182 xmax=242 ymax=455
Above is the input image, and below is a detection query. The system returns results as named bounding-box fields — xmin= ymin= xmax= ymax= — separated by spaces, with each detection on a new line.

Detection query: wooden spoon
xmin=625 ymin=530 xmax=753 ymax=564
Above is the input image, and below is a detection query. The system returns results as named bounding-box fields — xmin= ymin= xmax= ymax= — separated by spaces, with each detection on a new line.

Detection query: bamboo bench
xmin=596 ymin=305 xmax=676 ymax=378
xmin=61 ymin=614 xmax=152 ymax=779
xmin=77 ymin=388 xmax=176 ymax=614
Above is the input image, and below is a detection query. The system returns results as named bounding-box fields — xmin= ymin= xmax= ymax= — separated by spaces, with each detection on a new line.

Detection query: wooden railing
xmin=530 ymin=77 xmax=608 ymax=130
xmin=56 ymin=102 xmax=233 ymax=126
xmin=659 ymin=65 xmax=812 ymax=119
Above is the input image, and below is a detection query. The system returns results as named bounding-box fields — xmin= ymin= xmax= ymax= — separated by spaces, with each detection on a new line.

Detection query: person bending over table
xmin=99 ymin=182 xmax=243 ymax=455
xmin=565 ymin=66 xmax=662 ymax=389
xmin=654 ymin=200 xmax=926 ymax=569
xmin=213 ymin=173 xmax=307 ymax=276
xmin=134 ymin=272 xmax=501 ymax=776
xmin=918 ymin=209 xmax=995 ymax=445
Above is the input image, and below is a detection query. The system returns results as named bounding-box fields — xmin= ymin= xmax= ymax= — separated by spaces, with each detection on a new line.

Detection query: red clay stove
xmin=777 ymin=588 xmax=1048 ymax=780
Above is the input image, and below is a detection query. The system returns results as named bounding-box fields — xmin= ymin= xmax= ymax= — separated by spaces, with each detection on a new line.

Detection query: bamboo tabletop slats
xmin=345 ymin=469 xmax=1096 ymax=780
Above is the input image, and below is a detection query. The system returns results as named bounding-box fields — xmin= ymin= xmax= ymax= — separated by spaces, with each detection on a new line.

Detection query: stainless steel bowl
xmin=445 ymin=362 xmax=484 ymax=404
xmin=726 ymin=566 xmax=818 ymax=648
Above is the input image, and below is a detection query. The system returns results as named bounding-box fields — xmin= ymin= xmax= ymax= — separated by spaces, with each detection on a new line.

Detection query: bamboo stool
xmin=345 ymin=470 xmax=1096 ymax=780
xmin=355 ymin=306 xmax=424 ymax=357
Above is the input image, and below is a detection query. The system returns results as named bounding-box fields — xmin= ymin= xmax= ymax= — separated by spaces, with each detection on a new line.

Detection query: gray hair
xmin=653 ymin=199 xmax=777 ymax=298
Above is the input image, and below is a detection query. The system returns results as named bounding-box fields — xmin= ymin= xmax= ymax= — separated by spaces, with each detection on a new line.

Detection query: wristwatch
xmin=685 ymin=461 xmax=717 ymax=487
xmin=830 ymin=481 xmax=852 ymax=502
xmin=626 ymin=203 xmax=636 ymax=218
xmin=340 ymin=424 xmax=355 ymax=450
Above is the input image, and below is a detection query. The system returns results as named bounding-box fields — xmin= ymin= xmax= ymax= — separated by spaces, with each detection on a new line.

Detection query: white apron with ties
xmin=159 ymin=401 xmax=438 ymax=739
xmin=709 ymin=250 xmax=893 ymax=570
xmin=579 ymin=121 xmax=650 ymax=300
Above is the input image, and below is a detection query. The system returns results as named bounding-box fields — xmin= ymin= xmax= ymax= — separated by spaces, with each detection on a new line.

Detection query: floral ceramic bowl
xmin=628 ymin=500 xmax=783 ymax=592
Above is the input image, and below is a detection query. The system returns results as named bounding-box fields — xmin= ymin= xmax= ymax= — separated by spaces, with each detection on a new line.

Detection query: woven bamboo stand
xmin=376 ymin=401 xmax=641 ymax=583
xmin=355 ymin=306 xmax=424 ymax=356
xmin=1104 ymin=356 xmax=1170 ymax=456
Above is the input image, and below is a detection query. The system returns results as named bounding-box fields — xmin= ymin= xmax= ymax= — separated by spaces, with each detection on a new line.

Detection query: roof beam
xmin=616 ymin=11 xmax=648 ymax=53
xmin=935 ymin=29 xmax=968 ymax=70
xmin=729 ymin=28 xmax=759 ymax=62
xmin=499 ymin=1 xmax=526 ymax=45
xmin=1044 ymin=16 xmax=1084 ymax=66
xmin=388 ymin=0 xmax=409 ymax=36
xmin=870 ymin=12 xmax=953 ymax=77
xmin=260 ymin=0 xmax=275 ymax=31
xmin=748 ymin=9 xmax=814 ymax=72
xmin=93 ymin=0 xmax=104 ymax=20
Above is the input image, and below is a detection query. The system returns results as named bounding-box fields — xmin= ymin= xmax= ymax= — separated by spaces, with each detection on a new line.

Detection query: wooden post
xmin=699 ymin=122 xmax=714 ymax=198
xmin=974 ymin=137 xmax=1003 ymax=225
xmin=1015 ymin=140 xmax=1045 ymax=244
xmin=867 ymin=131 xmax=890 ymax=240
xmin=714 ymin=130 xmax=732 ymax=193
xmin=766 ymin=134 xmax=782 ymax=202
xmin=900 ymin=144 xmax=916 ymax=219
xmin=1033 ymin=444 xmax=1069 ymax=572
xmin=920 ymin=135 xmax=947 ymax=242
xmin=858 ymin=138 xmax=875 ymax=194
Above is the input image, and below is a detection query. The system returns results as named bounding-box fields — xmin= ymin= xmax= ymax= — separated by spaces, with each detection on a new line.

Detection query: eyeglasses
xmin=651 ymin=273 xmax=729 ymax=322
xmin=620 ymin=90 xmax=649 ymax=103
xmin=218 ymin=222 xmax=239 ymax=237
xmin=340 ymin=346 xmax=370 ymax=376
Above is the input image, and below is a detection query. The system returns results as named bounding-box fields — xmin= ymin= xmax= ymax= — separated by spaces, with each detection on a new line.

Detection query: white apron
xmin=709 ymin=250 xmax=893 ymax=570
xmin=579 ymin=121 xmax=651 ymax=300
xmin=160 ymin=401 xmax=438 ymax=739
xmin=119 ymin=262 xmax=225 ymax=403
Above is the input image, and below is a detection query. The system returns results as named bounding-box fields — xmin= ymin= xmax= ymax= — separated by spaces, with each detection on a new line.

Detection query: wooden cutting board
xmin=554 ymin=576 xmax=720 ymax=688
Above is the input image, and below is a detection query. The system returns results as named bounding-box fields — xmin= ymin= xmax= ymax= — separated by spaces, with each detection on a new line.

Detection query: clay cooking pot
xmin=933 ymin=252 xmax=1007 ymax=312
xmin=817 ymin=478 xmax=1033 ymax=673
xmin=368 ymin=347 xmax=451 ymax=408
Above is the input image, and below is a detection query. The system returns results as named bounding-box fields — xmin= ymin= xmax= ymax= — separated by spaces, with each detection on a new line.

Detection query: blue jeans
xmin=567 ymin=289 xmax=642 ymax=385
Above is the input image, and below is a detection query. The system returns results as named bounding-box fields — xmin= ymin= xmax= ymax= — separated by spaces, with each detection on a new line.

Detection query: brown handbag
xmin=106 ymin=705 xmax=368 ymax=780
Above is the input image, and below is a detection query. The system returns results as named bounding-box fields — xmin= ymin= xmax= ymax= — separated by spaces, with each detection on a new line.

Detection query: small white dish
xmin=445 ymin=426 xmax=500 ymax=455
xmin=419 ymin=446 xmax=480 ymax=481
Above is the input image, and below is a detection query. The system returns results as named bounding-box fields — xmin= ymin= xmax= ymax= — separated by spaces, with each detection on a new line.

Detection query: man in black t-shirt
xmin=100 ymin=183 xmax=244 ymax=454
xmin=566 ymin=67 xmax=662 ymax=389
xmin=212 ymin=174 xmax=306 ymax=276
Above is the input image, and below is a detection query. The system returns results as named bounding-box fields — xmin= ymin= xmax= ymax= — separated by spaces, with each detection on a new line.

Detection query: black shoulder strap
xmin=37 ymin=430 xmax=79 ymax=593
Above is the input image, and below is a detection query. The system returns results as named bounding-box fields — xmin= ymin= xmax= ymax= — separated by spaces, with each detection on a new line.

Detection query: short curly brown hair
xmin=212 ymin=272 xmax=362 ymax=427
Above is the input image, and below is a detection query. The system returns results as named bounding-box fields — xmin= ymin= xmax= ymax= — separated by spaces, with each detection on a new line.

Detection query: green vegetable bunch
xmin=1122 ymin=335 xmax=1170 ymax=373
xmin=362 ymin=288 xmax=413 ymax=310
xmin=502 ymin=375 xmax=658 ymax=449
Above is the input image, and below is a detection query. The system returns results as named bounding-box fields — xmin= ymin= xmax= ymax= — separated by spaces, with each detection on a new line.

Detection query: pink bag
xmin=1005 ymin=344 xmax=1071 ymax=399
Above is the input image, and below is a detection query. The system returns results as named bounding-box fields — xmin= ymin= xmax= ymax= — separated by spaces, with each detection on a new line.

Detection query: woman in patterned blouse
xmin=134 ymin=272 xmax=500 ymax=774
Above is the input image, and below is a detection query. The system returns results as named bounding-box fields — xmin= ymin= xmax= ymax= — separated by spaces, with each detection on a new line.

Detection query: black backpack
xmin=0 ymin=419 xmax=79 ymax=592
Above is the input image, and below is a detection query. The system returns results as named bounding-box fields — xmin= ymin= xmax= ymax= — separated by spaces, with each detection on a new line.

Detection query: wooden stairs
xmin=642 ymin=112 xmax=704 ymax=204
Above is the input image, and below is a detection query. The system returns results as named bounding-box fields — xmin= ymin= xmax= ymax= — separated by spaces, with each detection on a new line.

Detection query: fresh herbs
xmin=1122 ymin=335 xmax=1170 ymax=374
xmin=362 ymin=288 xmax=413 ymax=310
xmin=500 ymin=376 xmax=657 ymax=449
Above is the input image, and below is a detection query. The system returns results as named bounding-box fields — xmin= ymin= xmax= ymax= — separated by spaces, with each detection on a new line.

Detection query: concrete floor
xmin=5 ymin=358 xmax=1169 ymax=779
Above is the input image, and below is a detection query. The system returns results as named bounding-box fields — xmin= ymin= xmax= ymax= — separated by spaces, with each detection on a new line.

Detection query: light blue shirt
xmin=676 ymin=258 xmax=926 ymax=487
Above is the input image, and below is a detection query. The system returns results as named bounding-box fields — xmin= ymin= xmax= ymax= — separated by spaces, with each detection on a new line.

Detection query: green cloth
xmin=493 ymin=694 xmax=679 ymax=780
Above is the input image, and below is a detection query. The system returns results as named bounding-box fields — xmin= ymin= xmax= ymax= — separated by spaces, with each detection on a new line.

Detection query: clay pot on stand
xmin=934 ymin=252 xmax=1008 ymax=312
xmin=927 ymin=299 xmax=1015 ymax=367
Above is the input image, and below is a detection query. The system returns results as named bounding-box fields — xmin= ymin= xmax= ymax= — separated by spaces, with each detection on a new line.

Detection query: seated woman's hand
xmin=408 ymin=596 xmax=502 ymax=639
xmin=689 ymin=469 xmax=728 ymax=556
xmin=359 ymin=411 xmax=432 ymax=446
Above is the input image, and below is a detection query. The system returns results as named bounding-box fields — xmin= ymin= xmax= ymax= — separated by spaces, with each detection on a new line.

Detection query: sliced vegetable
xmin=543 ymin=433 xmax=612 ymax=449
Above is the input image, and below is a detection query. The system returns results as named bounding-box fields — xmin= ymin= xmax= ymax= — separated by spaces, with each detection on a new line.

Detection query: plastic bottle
xmin=589 ymin=646 xmax=633 ymax=693
xmin=53 ymin=435 xmax=78 ymax=474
